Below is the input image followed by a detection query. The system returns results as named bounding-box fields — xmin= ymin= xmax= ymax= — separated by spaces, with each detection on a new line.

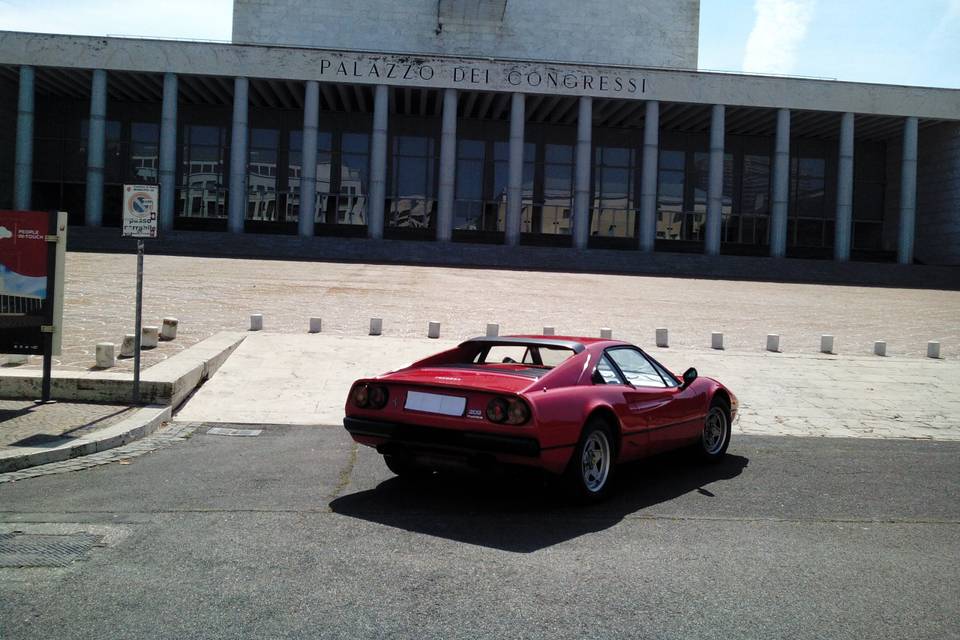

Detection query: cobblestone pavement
xmin=6 ymin=251 xmax=960 ymax=373
xmin=0 ymin=400 xmax=134 ymax=448
xmin=0 ymin=421 xmax=196 ymax=483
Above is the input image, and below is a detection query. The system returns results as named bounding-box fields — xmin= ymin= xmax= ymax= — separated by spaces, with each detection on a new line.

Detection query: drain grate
xmin=0 ymin=532 xmax=103 ymax=568
xmin=206 ymin=427 xmax=262 ymax=437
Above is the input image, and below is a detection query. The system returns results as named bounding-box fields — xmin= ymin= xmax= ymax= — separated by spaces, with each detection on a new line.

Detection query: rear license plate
xmin=404 ymin=391 xmax=467 ymax=417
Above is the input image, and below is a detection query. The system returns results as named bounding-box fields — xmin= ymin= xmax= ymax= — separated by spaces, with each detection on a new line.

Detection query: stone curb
xmin=0 ymin=331 xmax=246 ymax=407
xmin=0 ymin=405 xmax=171 ymax=473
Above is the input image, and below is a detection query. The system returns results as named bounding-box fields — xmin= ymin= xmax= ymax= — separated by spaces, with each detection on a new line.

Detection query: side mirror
xmin=681 ymin=367 xmax=698 ymax=389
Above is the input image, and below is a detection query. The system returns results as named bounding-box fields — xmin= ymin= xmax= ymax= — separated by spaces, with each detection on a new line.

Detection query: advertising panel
xmin=0 ymin=210 xmax=67 ymax=356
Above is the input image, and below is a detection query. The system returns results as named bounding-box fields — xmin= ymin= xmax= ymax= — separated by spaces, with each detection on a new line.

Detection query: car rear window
xmin=473 ymin=345 xmax=575 ymax=370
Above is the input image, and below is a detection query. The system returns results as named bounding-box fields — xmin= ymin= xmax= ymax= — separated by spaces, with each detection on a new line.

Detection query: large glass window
xmin=734 ymin=153 xmax=771 ymax=245
xmin=247 ymin=128 xmax=280 ymax=222
xmin=852 ymin=141 xmax=886 ymax=250
xmin=591 ymin=146 xmax=636 ymax=238
xmin=388 ymin=135 xmax=435 ymax=229
xmin=789 ymin=142 xmax=830 ymax=248
xmin=177 ymin=125 xmax=227 ymax=219
xmin=339 ymin=132 xmax=369 ymax=226
xmin=129 ymin=123 xmax=159 ymax=184
xmin=540 ymin=143 xmax=573 ymax=235
xmin=454 ymin=139 xmax=490 ymax=231
xmin=656 ymin=149 xmax=685 ymax=241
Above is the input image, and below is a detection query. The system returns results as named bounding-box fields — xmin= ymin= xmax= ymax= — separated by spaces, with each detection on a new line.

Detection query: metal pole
xmin=40 ymin=213 xmax=57 ymax=403
xmin=133 ymin=240 xmax=144 ymax=403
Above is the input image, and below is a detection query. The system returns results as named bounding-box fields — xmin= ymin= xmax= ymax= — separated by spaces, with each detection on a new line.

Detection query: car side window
xmin=593 ymin=354 xmax=625 ymax=385
xmin=607 ymin=348 xmax=667 ymax=388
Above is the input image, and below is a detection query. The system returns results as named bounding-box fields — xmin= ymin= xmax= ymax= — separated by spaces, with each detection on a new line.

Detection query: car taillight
xmin=352 ymin=383 xmax=388 ymax=409
xmin=486 ymin=397 xmax=530 ymax=425
xmin=352 ymin=384 xmax=370 ymax=408
xmin=369 ymin=385 xmax=389 ymax=409
xmin=506 ymin=398 xmax=530 ymax=425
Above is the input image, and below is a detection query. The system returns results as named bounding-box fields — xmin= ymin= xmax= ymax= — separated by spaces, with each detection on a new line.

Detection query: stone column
xmin=705 ymin=104 xmax=726 ymax=256
xmin=834 ymin=112 xmax=855 ymax=261
xmin=770 ymin=108 xmax=791 ymax=257
xmin=228 ymin=77 xmax=249 ymax=234
xmin=573 ymin=95 xmax=592 ymax=250
xmin=299 ymin=80 xmax=320 ymax=238
xmin=639 ymin=100 xmax=659 ymax=252
xmin=159 ymin=73 xmax=178 ymax=232
xmin=85 ymin=69 xmax=108 ymax=227
xmin=505 ymin=92 xmax=525 ymax=246
xmin=436 ymin=88 xmax=458 ymax=242
xmin=13 ymin=65 xmax=34 ymax=211
xmin=898 ymin=116 xmax=919 ymax=265
xmin=368 ymin=84 xmax=389 ymax=240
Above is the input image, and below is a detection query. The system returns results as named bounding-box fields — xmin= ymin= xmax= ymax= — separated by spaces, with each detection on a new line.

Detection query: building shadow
xmin=329 ymin=450 xmax=749 ymax=553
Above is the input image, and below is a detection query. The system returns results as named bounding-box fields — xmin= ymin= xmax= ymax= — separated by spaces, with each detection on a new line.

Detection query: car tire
xmin=564 ymin=418 xmax=616 ymax=503
xmin=698 ymin=397 xmax=732 ymax=462
xmin=382 ymin=454 xmax=433 ymax=480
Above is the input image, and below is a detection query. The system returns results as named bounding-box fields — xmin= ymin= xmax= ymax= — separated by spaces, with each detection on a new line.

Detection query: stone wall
xmin=231 ymin=0 xmax=700 ymax=69
xmin=916 ymin=122 xmax=960 ymax=265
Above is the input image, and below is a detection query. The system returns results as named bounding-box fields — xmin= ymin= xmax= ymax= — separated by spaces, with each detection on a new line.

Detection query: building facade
xmin=1 ymin=0 xmax=959 ymax=267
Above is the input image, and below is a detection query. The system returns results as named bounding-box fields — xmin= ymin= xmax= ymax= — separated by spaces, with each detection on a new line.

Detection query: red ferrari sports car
xmin=343 ymin=335 xmax=737 ymax=501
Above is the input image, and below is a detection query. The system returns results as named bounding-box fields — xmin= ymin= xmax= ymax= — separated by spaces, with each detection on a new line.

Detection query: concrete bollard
xmin=6 ymin=354 xmax=27 ymax=365
xmin=160 ymin=317 xmax=179 ymax=341
xmin=600 ymin=328 xmax=613 ymax=339
xmin=486 ymin=323 xmax=500 ymax=337
xmin=821 ymin=335 xmax=835 ymax=354
xmin=369 ymin=318 xmax=382 ymax=336
xmin=250 ymin=314 xmax=263 ymax=331
xmin=142 ymin=326 xmax=160 ymax=349
xmin=428 ymin=321 xmax=441 ymax=339
xmin=120 ymin=334 xmax=136 ymax=358
xmin=543 ymin=326 xmax=555 ymax=336
xmin=309 ymin=317 xmax=322 ymax=334
xmin=656 ymin=328 xmax=669 ymax=348
xmin=711 ymin=332 xmax=724 ymax=350
xmin=95 ymin=342 xmax=116 ymax=368
xmin=766 ymin=334 xmax=780 ymax=353
xmin=874 ymin=341 xmax=887 ymax=357
xmin=927 ymin=341 xmax=941 ymax=359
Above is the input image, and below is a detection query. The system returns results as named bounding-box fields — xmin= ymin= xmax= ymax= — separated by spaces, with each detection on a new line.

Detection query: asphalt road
xmin=0 ymin=427 xmax=958 ymax=640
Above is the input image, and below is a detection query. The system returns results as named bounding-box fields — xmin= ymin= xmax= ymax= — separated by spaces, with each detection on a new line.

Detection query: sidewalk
xmin=0 ymin=400 xmax=135 ymax=448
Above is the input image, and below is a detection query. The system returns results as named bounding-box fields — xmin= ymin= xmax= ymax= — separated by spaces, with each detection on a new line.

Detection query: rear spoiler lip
xmin=459 ymin=336 xmax=586 ymax=354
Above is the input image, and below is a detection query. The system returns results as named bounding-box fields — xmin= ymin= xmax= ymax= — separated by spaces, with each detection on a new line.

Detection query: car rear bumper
xmin=343 ymin=416 xmax=541 ymax=458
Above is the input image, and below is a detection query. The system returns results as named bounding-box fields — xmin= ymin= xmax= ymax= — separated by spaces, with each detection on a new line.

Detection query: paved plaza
xmin=175 ymin=333 xmax=960 ymax=440
xmin=5 ymin=251 xmax=960 ymax=375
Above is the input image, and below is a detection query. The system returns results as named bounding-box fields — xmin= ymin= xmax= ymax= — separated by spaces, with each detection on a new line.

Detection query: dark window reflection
xmin=388 ymin=135 xmax=435 ymax=228
xmin=591 ymin=145 xmax=636 ymax=238
xmin=177 ymin=125 xmax=227 ymax=219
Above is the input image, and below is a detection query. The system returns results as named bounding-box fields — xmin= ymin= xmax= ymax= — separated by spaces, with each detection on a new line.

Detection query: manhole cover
xmin=0 ymin=532 xmax=103 ymax=568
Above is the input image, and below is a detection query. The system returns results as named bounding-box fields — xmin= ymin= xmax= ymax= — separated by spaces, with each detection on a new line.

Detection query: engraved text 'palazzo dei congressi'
xmin=314 ymin=56 xmax=647 ymax=95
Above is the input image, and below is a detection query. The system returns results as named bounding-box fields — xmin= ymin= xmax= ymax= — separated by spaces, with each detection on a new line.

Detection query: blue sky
xmin=0 ymin=0 xmax=957 ymax=88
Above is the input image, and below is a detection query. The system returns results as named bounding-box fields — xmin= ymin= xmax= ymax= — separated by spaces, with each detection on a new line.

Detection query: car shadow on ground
xmin=329 ymin=450 xmax=749 ymax=553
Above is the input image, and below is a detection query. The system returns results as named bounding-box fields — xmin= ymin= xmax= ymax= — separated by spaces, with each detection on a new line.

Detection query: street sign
xmin=122 ymin=185 xmax=158 ymax=402
xmin=122 ymin=185 xmax=159 ymax=238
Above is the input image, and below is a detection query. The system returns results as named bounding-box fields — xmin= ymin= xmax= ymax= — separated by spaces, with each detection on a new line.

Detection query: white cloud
xmin=0 ymin=1 xmax=233 ymax=41
xmin=0 ymin=226 xmax=12 ymax=240
xmin=743 ymin=0 xmax=816 ymax=75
